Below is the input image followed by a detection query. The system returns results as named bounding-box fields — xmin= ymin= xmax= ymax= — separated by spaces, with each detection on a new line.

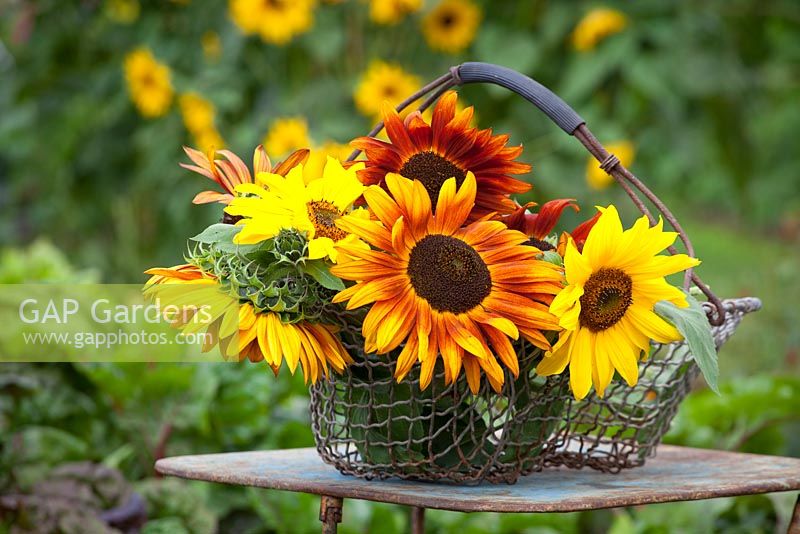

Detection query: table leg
xmin=410 ymin=506 xmax=425 ymax=534
xmin=319 ymin=495 xmax=343 ymax=534
xmin=789 ymin=493 xmax=800 ymax=534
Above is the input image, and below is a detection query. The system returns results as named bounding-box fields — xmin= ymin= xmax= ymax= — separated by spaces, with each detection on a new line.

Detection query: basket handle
xmin=347 ymin=62 xmax=726 ymax=326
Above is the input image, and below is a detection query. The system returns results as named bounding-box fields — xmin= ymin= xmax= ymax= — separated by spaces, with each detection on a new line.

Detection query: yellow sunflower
xmin=330 ymin=173 xmax=563 ymax=394
xmin=145 ymin=264 xmax=353 ymax=383
xmin=354 ymin=61 xmax=421 ymax=119
xmin=225 ymin=157 xmax=366 ymax=262
xmin=229 ymin=0 xmax=315 ymax=45
xmin=571 ymin=8 xmax=628 ymax=52
xmin=263 ymin=117 xmax=311 ymax=158
xmin=236 ymin=303 xmax=353 ymax=383
xmin=368 ymin=0 xmax=422 ymax=25
xmin=586 ymin=140 xmax=635 ymax=190
xmin=422 ymin=0 xmax=482 ymax=54
xmin=536 ymin=205 xmax=701 ymax=400
xmin=123 ymin=48 xmax=174 ymax=118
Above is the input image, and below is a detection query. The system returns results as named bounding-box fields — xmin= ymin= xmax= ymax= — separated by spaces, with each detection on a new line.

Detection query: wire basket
xmin=311 ymin=321 xmax=571 ymax=484
xmin=309 ymin=63 xmax=761 ymax=484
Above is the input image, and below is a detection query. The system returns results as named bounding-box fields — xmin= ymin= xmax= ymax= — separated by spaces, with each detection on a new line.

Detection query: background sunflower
xmin=123 ymin=47 xmax=173 ymax=118
xmin=422 ymin=0 xmax=482 ymax=54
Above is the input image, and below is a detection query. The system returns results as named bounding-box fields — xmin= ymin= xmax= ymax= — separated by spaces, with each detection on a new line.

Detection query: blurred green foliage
xmin=2 ymin=0 xmax=799 ymax=281
xmin=1 ymin=0 xmax=799 ymax=532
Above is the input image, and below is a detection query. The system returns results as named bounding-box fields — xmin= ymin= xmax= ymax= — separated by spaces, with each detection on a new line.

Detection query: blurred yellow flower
xmin=202 ymin=31 xmax=222 ymax=61
xmin=368 ymin=0 xmax=422 ymax=25
xmin=179 ymin=93 xmax=216 ymax=134
xmin=422 ymin=0 xmax=481 ymax=54
xmin=229 ymin=0 xmax=315 ymax=45
xmin=572 ymin=8 xmax=628 ymax=52
xmin=304 ymin=142 xmax=353 ymax=183
xmin=354 ymin=61 xmax=421 ymax=119
xmin=263 ymin=117 xmax=311 ymax=158
xmin=124 ymin=48 xmax=174 ymax=118
xmin=106 ymin=0 xmax=140 ymax=24
xmin=179 ymin=92 xmax=226 ymax=153
xmin=586 ymin=140 xmax=635 ymax=189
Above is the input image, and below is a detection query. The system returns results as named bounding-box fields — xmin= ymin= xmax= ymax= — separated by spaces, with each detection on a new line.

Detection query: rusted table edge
xmin=154 ymin=461 xmax=800 ymax=514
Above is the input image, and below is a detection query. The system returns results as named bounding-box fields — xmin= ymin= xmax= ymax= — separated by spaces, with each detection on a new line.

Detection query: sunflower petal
xmin=336 ymin=213 xmax=393 ymax=250
xmin=582 ymin=205 xmax=623 ymax=270
xmin=395 ymin=334 xmax=419 ymax=383
xmin=463 ymin=356 xmax=481 ymax=394
xmin=443 ymin=313 xmax=489 ymax=359
xmin=481 ymin=324 xmax=519 ymax=377
xmin=605 ymin=325 xmax=640 ymax=386
xmin=438 ymin=173 xmax=477 ymax=235
xmin=626 ymin=304 xmax=683 ymax=344
xmin=536 ymin=333 xmax=572 ymax=375
xmin=569 ymin=328 xmax=594 ymax=400
xmin=592 ymin=330 xmax=615 ymax=397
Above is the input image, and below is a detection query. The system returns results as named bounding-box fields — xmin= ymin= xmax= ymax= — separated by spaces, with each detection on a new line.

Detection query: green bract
xmin=187 ymin=225 xmax=343 ymax=324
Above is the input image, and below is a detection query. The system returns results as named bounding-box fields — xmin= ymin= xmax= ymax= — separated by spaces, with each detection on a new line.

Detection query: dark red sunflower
xmin=351 ymin=91 xmax=532 ymax=220
xmin=504 ymin=199 xmax=601 ymax=252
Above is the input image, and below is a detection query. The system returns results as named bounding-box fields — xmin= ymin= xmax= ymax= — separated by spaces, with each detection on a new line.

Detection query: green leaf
xmin=539 ymin=250 xmax=564 ymax=267
xmin=655 ymin=295 xmax=719 ymax=394
xmin=191 ymin=224 xmax=241 ymax=245
xmin=214 ymin=240 xmax=263 ymax=255
xmin=301 ymin=260 xmax=345 ymax=291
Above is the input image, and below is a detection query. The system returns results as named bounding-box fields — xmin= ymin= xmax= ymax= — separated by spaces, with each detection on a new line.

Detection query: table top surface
xmin=155 ymin=445 xmax=800 ymax=513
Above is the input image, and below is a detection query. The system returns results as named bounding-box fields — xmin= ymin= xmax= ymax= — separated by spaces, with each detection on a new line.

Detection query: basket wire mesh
xmin=310 ymin=298 xmax=759 ymax=484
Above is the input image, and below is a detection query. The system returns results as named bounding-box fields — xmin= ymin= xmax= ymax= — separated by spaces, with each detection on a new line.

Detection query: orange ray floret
xmin=181 ymin=145 xmax=310 ymax=205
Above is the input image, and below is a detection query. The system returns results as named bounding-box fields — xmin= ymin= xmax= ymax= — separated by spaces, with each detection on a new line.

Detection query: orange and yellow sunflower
xmin=351 ymin=91 xmax=532 ymax=221
xmin=181 ymin=144 xmax=309 ymax=206
xmin=144 ymin=264 xmax=352 ymax=383
xmin=330 ymin=173 xmax=563 ymax=394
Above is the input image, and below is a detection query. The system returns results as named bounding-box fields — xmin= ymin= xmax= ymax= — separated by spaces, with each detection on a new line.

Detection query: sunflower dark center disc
xmin=399 ymin=151 xmax=467 ymax=207
xmin=579 ymin=268 xmax=633 ymax=332
xmin=307 ymin=201 xmax=348 ymax=241
xmin=440 ymin=12 xmax=457 ymax=27
xmin=525 ymin=237 xmax=554 ymax=251
xmin=407 ymin=234 xmax=491 ymax=314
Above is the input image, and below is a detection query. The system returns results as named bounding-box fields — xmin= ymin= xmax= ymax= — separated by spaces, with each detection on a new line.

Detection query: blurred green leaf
xmin=474 ymin=23 xmax=539 ymax=79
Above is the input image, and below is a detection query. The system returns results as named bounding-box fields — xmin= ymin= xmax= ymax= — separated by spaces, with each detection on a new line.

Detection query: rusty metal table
xmin=156 ymin=445 xmax=800 ymax=533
